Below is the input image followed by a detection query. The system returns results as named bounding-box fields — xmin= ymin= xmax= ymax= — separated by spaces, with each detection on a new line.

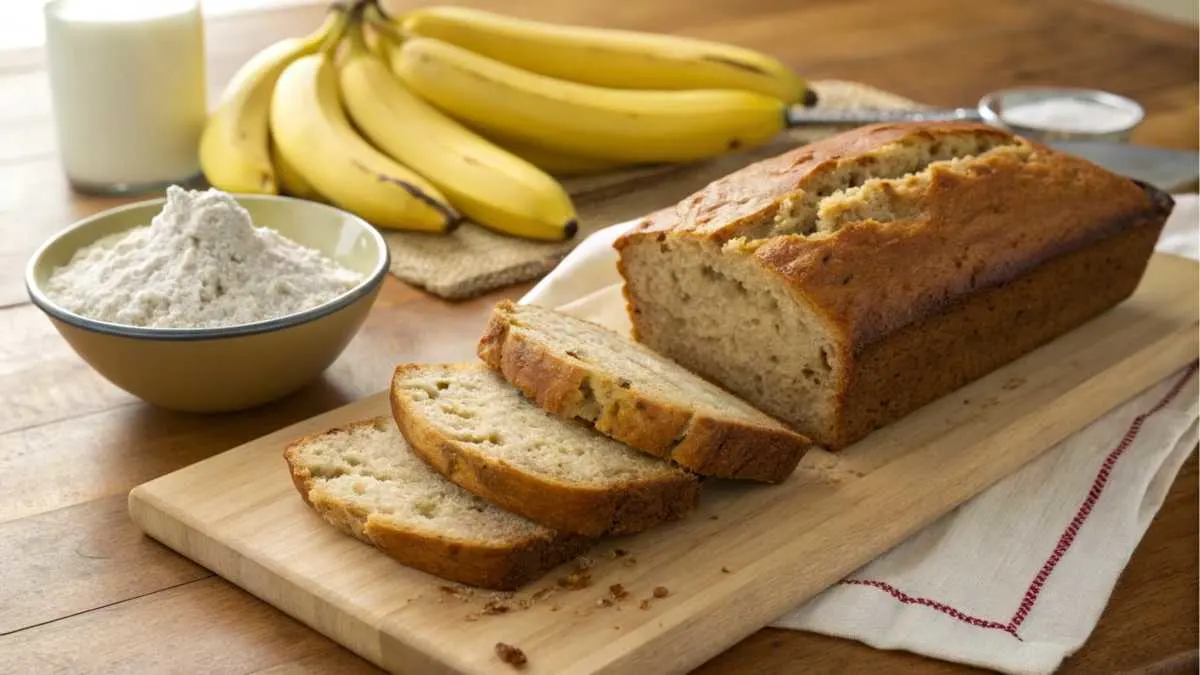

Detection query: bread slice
xmin=390 ymin=363 xmax=700 ymax=536
xmin=477 ymin=301 xmax=813 ymax=482
xmin=284 ymin=417 xmax=590 ymax=590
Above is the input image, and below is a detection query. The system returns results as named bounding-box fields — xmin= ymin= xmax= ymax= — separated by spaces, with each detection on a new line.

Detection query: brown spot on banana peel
xmin=350 ymin=158 xmax=461 ymax=231
xmin=699 ymin=55 xmax=816 ymax=106
xmin=699 ymin=54 xmax=772 ymax=76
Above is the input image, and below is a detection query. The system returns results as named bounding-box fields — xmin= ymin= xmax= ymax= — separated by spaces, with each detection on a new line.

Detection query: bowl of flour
xmin=26 ymin=186 xmax=389 ymax=412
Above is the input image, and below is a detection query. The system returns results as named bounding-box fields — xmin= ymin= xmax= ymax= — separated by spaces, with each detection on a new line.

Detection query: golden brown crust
xmin=283 ymin=419 xmax=589 ymax=590
xmin=618 ymin=123 xmax=1161 ymax=346
xmin=615 ymin=122 xmax=1174 ymax=449
xmin=616 ymin=122 xmax=1017 ymax=244
xmin=362 ymin=519 xmax=589 ymax=591
xmin=389 ymin=365 xmax=700 ymax=537
xmin=477 ymin=301 xmax=810 ymax=482
xmin=746 ymin=141 xmax=1158 ymax=346
xmin=826 ymin=212 xmax=1165 ymax=448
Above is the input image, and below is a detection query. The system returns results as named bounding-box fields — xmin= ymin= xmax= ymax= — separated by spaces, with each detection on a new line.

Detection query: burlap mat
xmin=385 ymin=80 xmax=921 ymax=299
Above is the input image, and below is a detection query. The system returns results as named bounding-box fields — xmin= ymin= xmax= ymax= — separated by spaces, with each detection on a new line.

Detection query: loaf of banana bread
xmin=615 ymin=122 xmax=1173 ymax=449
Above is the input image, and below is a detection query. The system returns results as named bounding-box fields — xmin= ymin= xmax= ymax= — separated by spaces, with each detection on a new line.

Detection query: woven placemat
xmin=384 ymin=80 xmax=921 ymax=299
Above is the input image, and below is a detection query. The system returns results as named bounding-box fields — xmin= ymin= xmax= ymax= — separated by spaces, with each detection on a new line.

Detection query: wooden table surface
xmin=0 ymin=1 xmax=1196 ymax=673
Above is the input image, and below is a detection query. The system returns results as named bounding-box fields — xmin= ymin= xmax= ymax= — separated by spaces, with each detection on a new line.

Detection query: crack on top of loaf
xmin=755 ymin=132 xmax=1028 ymax=240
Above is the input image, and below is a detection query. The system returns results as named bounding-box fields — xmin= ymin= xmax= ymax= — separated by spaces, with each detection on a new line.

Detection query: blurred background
xmin=0 ymin=0 xmax=1196 ymax=51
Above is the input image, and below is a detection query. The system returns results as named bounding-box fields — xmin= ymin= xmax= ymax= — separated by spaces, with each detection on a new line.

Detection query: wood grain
xmin=127 ymin=254 xmax=1197 ymax=674
xmin=0 ymin=0 xmax=1196 ymax=673
xmin=0 ymin=578 xmax=361 ymax=673
xmin=0 ymin=495 xmax=208 ymax=634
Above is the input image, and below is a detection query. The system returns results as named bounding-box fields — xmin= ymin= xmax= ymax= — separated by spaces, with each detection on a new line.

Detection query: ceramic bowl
xmin=26 ymin=195 xmax=388 ymax=413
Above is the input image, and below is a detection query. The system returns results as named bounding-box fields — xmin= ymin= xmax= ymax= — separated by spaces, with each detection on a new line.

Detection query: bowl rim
xmin=977 ymin=86 xmax=1145 ymax=141
xmin=25 ymin=193 xmax=391 ymax=342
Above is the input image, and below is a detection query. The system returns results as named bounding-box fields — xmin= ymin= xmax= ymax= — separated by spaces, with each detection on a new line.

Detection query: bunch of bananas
xmin=199 ymin=2 xmax=811 ymax=240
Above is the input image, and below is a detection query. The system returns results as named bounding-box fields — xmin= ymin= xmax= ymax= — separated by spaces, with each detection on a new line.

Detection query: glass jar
xmin=44 ymin=0 xmax=207 ymax=194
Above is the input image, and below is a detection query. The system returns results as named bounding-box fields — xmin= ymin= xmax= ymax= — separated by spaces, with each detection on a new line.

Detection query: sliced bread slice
xmin=284 ymin=417 xmax=590 ymax=590
xmin=477 ymin=301 xmax=813 ymax=482
xmin=390 ymin=363 xmax=700 ymax=536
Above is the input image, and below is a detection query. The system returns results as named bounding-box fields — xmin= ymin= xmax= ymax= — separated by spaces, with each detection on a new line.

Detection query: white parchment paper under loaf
xmin=383 ymin=80 xmax=922 ymax=299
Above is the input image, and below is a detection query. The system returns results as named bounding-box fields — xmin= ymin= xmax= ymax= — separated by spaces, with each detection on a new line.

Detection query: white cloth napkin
xmin=522 ymin=196 xmax=1200 ymax=675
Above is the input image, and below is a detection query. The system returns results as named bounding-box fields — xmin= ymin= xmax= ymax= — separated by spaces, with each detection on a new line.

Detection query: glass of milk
xmin=44 ymin=0 xmax=207 ymax=195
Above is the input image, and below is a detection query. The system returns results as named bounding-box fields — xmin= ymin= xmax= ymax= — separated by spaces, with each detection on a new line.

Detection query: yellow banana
xmin=199 ymin=11 xmax=338 ymax=194
xmin=399 ymin=6 xmax=810 ymax=104
xmin=270 ymin=52 xmax=458 ymax=232
xmin=340 ymin=27 xmax=576 ymax=241
xmin=481 ymin=134 xmax=632 ymax=177
xmin=270 ymin=140 xmax=320 ymax=201
xmin=391 ymin=38 xmax=787 ymax=165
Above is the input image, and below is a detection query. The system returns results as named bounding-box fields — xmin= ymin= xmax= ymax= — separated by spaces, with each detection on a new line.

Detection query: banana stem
xmin=366 ymin=0 xmax=390 ymax=20
xmin=363 ymin=7 xmax=405 ymax=46
xmin=318 ymin=5 xmax=352 ymax=54
xmin=343 ymin=15 xmax=371 ymax=56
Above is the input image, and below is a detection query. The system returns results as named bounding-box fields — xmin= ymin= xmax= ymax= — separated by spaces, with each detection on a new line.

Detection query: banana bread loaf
xmin=615 ymin=122 xmax=1173 ymax=449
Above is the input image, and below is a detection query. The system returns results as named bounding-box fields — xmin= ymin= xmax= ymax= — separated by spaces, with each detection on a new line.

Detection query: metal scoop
xmin=787 ymin=86 xmax=1145 ymax=143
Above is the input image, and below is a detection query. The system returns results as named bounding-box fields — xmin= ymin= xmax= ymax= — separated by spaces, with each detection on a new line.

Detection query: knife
xmin=1046 ymin=141 xmax=1199 ymax=193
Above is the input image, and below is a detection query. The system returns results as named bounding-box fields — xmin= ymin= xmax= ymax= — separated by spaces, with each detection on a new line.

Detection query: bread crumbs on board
xmin=438 ymin=585 xmax=474 ymax=603
xmin=557 ymin=571 xmax=592 ymax=590
xmin=557 ymin=558 xmax=597 ymax=590
xmin=481 ymin=600 xmax=511 ymax=615
xmin=462 ymin=586 xmax=559 ymax=621
xmin=495 ymin=642 xmax=527 ymax=669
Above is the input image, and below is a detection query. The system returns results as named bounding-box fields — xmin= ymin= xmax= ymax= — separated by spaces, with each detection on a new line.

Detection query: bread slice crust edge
xmin=389 ymin=365 xmax=700 ymax=537
xmin=284 ymin=418 xmax=590 ymax=590
xmin=478 ymin=301 xmax=811 ymax=482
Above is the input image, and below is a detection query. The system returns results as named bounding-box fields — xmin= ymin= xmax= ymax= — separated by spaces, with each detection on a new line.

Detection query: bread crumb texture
xmin=394 ymin=365 xmax=684 ymax=483
xmin=495 ymin=642 xmax=527 ymax=669
xmin=289 ymin=418 xmax=552 ymax=543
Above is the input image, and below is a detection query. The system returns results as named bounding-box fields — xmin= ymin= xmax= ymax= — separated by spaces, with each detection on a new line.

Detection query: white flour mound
xmin=45 ymin=186 xmax=364 ymax=329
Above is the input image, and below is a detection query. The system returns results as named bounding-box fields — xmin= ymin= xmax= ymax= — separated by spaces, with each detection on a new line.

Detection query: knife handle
xmin=785 ymin=107 xmax=984 ymax=127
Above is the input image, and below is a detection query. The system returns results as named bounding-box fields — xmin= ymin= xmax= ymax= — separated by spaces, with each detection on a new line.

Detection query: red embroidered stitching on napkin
xmin=840 ymin=362 xmax=1198 ymax=641
xmin=840 ymin=579 xmax=1022 ymax=639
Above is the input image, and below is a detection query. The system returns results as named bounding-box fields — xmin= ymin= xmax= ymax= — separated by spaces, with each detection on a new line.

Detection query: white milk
xmin=44 ymin=0 xmax=207 ymax=192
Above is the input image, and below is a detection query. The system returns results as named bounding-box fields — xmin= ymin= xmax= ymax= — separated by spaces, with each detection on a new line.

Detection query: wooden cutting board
xmin=128 ymin=253 xmax=1199 ymax=675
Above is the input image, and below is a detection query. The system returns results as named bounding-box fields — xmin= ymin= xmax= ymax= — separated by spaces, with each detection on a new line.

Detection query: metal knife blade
xmin=1046 ymin=141 xmax=1199 ymax=193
